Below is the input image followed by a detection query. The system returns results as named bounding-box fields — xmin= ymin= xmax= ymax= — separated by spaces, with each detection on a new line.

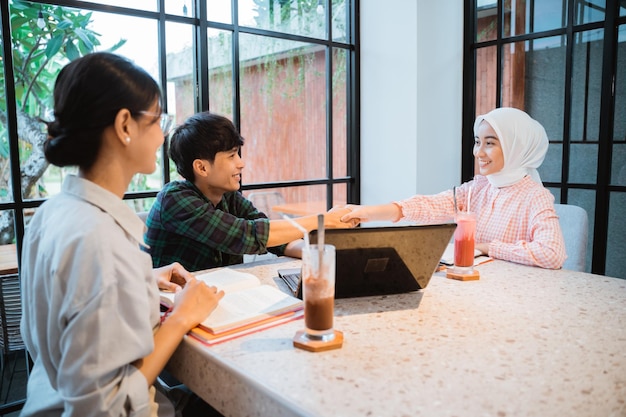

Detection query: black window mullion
xmin=560 ymin=0 xmax=576 ymax=203
xmin=197 ymin=0 xmax=209 ymax=112
xmin=591 ymin=0 xmax=619 ymax=274
xmin=347 ymin=0 xmax=360 ymax=205
xmin=231 ymin=0 xmax=241 ymax=133
xmin=156 ymin=0 xmax=172 ymax=184
xmin=462 ymin=0 xmax=477 ymax=182
xmin=325 ymin=44 xmax=333 ymax=210
xmin=496 ymin=0 xmax=503 ymax=107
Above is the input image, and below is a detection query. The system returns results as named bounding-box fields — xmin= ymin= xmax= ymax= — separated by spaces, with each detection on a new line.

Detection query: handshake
xmin=325 ymin=202 xmax=402 ymax=228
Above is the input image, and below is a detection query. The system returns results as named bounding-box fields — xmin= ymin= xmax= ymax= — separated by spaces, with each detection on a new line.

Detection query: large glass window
xmin=467 ymin=0 xmax=626 ymax=277
xmin=0 ymin=0 xmax=358 ymax=410
xmin=207 ymin=28 xmax=234 ymax=119
xmin=0 ymin=0 xmax=356 ymax=236
xmin=241 ymin=0 xmax=327 ymax=38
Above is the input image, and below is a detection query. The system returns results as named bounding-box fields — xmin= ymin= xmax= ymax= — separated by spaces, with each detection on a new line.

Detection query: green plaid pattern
xmin=144 ymin=180 xmax=283 ymax=272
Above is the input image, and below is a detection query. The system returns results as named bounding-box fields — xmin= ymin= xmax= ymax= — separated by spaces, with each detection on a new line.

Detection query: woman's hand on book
xmin=171 ymin=279 xmax=225 ymax=330
xmin=154 ymin=262 xmax=194 ymax=292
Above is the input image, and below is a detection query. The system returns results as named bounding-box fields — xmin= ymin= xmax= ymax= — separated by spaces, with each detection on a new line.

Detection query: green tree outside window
xmin=0 ymin=0 xmax=123 ymax=243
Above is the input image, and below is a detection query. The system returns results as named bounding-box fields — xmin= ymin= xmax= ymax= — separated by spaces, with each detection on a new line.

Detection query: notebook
xmin=278 ymin=223 xmax=456 ymax=299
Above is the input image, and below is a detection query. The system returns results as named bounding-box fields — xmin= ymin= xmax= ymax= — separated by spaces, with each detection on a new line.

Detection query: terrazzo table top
xmin=167 ymin=257 xmax=626 ymax=417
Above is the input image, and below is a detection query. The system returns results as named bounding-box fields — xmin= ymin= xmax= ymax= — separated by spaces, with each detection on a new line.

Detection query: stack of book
xmin=161 ymin=268 xmax=303 ymax=345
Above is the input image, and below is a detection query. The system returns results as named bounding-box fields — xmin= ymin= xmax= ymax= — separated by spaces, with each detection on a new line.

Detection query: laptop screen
xmin=306 ymin=223 xmax=456 ymax=298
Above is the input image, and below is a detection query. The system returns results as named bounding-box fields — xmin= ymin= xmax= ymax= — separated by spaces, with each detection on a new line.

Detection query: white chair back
xmin=554 ymin=203 xmax=589 ymax=272
xmin=137 ymin=211 xmax=149 ymax=224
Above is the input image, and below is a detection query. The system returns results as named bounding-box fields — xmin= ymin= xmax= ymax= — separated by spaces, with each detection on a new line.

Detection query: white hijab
xmin=474 ymin=107 xmax=549 ymax=188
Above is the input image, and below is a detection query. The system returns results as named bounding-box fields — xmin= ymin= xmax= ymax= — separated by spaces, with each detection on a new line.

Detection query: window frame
xmin=463 ymin=0 xmax=626 ymax=276
xmin=0 ymin=0 xmax=360 ymax=260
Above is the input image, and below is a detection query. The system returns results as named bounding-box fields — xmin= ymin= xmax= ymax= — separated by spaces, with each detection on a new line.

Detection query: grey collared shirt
xmin=20 ymin=175 xmax=171 ymax=416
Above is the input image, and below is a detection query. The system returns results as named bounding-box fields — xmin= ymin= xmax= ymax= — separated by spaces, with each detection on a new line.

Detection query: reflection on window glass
xmin=208 ymin=29 xmax=234 ymax=119
xmin=570 ymin=143 xmax=598 ymax=184
xmin=523 ymin=36 xmax=566 ymax=140
xmin=476 ymin=2 xmax=496 ymax=42
xmin=475 ymin=46 xmax=497 ymax=116
xmin=570 ymin=29 xmax=604 ymax=143
xmin=94 ymin=12 xmax=163 ymax=193
xmin=208 ymin=0 xmax=232 ymax=23
xmin=608 ymin=192 xmax=626 ymax=278
xmin=539 ymin=142 xmax=562 ymax=184
xmin=612 ymin=144 xmax=626 ymax=186
xmin=239 ymin=34 xmax=326 ymax=184
xmin=331 ymin=0 xmax=348 ymax=42
xmin=244 ymin=185 xmax=329 ymax=218
xmin=611 ymin=25 xmax=626 ymax=185
xmin=165 ymin=0 xmax=193 ymax=17
xmin=532 ymin=0 xmax=567 ymax=32
xmin=503 ymin=0 xmax=565 ymax=37
xmin=166 ymin=21 xmax=194 ymax=122
xmin=240 ymin=0 xmax=326 ymax=39
xmin=333 ymin=183 xmax=347 ymax=205
xmin=501 ymin=40 xmax=526 ymax=110
xmin=244 ymin=188 xmax=290 ymax=219
xmin=10 ymin=1 xmax=163 ymax=200
xmin=126 ymin=197 xmax=157 ymax=215
xmin=332 ymin=48 xmax=347 ymax=178
xmin=0 ymin=52 xmax=12 ymax=204
xmin=0 ymin=210 xmax=17 ymax=247
xmin=78 ymin=0 xmax=156 ymax=11
xmin=568 ymin=29 xmax=603 ymax=185
xmin=90 ymin=12 xmax=158 ymax=79
xmin=10 ymin=2 xmax=106 ymax=201
xmin=574 ymin=0 xmax=605 ymax=25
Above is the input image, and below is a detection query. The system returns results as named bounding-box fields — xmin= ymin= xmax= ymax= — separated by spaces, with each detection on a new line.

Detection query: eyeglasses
xmin=138 ymin=111 xmax=175 ymax=136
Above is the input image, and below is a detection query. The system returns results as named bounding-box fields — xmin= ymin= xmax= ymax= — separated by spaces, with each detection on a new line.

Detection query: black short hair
xmin=169 ymin=112 xmax=245 ymax=181
xmin=44 ymin=52 xmax=162 ymax=169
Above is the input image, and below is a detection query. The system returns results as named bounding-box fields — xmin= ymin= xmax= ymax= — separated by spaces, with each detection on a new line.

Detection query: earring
xmin=125 ymin=137 xmax=131 ymax=144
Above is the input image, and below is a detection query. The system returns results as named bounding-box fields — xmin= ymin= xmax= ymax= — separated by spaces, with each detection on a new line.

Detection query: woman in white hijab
xmin=341 ymin=107 xmax=566 ymax=269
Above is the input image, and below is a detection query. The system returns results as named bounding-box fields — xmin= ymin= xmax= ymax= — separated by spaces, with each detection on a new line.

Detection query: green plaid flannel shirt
xmin=144 ymin=180 xmax=284 ymax=272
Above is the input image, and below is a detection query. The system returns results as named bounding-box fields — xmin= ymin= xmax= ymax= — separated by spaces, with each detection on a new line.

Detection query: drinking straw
xmin=453 ymin=186 xmax=458 ymax=214
xmin=467 ymin=184 xmax=472 ymax=213
xmin=317 ymin=213 xmax=325 ymax=269
xmin=281 ymin=214 xmax=309 ymax=250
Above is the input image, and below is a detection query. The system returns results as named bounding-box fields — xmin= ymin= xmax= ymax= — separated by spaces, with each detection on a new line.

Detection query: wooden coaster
xmin=293 ymin=330 xmax=344 ymax=352
xmin=446 ymin=270 xmax=480 ymax=281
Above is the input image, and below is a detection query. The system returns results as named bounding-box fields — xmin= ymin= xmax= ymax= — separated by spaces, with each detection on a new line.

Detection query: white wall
xmin=360 ymin=0 xmax=464 ymax=206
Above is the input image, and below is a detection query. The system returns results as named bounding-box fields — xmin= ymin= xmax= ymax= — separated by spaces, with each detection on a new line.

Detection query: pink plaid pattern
xmin=396 ymin=175 xmax=566 ymax=269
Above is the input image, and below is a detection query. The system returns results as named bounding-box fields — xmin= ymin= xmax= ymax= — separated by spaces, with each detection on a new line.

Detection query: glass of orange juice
xmin=453 ymin=211 xmax=476 ymax=275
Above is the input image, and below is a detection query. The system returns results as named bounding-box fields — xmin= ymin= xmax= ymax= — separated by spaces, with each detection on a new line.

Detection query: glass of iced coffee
xmin=302 ymin=244 xmax=336 ymax=342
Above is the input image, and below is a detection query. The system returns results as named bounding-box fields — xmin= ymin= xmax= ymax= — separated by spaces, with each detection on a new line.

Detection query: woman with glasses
xmin=20 ymin=52 xmax=223 ymax=416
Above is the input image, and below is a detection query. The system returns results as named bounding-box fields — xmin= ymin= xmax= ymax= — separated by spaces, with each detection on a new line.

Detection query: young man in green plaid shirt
xmin=144 ymin=111 xmax=352 ymax=272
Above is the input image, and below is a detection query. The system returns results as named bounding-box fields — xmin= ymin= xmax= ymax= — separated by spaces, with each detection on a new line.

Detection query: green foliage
xmin=0 ymin=0 xmax=125 ymax=159
xmin=8 ymin=2 xmax=93 ymax=115
xmin=0 ymin=1 xmax=125 ymax=242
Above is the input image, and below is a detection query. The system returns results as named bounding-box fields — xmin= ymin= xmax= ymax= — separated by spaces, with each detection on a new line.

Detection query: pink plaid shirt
xmin=396 ymin=175 xmax=566 ymax=269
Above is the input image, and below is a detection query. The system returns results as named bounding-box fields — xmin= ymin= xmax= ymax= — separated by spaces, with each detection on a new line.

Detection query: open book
xmin=439 ymin=243 xmax=493 ymax=267
xmin=160 ymin=268 xmax=303 ymax=335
